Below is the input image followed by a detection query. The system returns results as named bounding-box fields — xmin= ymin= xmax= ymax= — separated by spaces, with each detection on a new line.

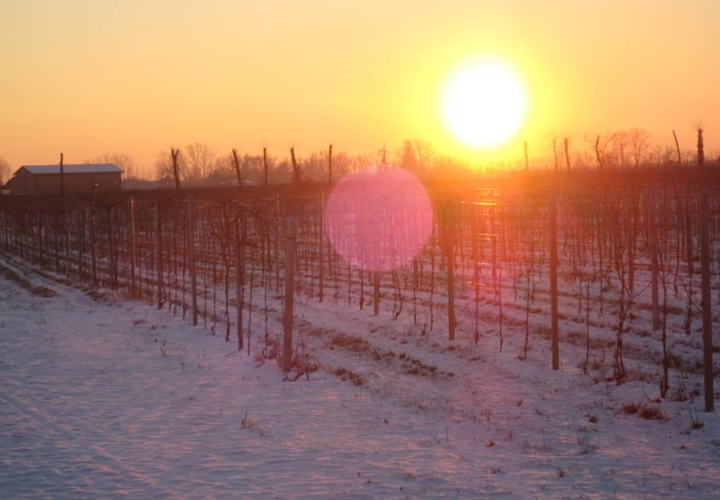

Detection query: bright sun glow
xmin=441 ymin=56 xmax=529 ymax=148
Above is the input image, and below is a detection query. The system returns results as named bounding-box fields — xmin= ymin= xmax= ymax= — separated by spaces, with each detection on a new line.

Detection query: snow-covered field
xmin=1 ymin=254 xmax=718 ymax=499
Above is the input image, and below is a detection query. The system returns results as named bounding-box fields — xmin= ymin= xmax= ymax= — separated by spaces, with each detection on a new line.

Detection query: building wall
xmin=8 ymin=172 xmax=122 ymax=196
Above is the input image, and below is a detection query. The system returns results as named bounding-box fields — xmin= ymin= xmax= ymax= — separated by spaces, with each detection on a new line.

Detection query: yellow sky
xmin=1 ymin=0 xmax=718 ymax=175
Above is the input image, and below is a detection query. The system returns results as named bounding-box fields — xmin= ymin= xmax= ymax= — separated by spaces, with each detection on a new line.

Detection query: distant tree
xmin=649 ymin=144 xmax=675 ymax=166
xmin=431 ymin=154 xmax=470 ymax=177
xmin=301 ymin=150 xmax=327 ymax=182
xmin=268 ymin=158 xmax=288 ymax=184
xmin=331 ymin=150 xmax=355 ymax=179
xmin=413 ymin=139 xmax=434 ymax=173
xmin=397 ymin=140 xmax=418 ymax=173
xmin=185 ymin=143 xmax=217 ymax=185
xmin=154 ymin=148 xmax=185 ymax=188
xmin=611 ymin=130 xmax=628 ymax=168
xmin=87 ymin=153 xmax=137 ymax=178
xmin=204 ymin=154 xmax=234 ymax=185
xmin=626 ymin=128 xmax=651 ymax=168
xmin=0 ymin=156 xmax=11 ymax=185
xmin=154 ymin=151 xmax=172 ymax=187
xmin=212 ymin=152 xmax=266 ymax=186
xmin=300 ymin=145 xmax=338 ymax=183
xmin=240 ymin=153 xmax=264 ymax=184
xmin=378 ymin=143 xmax=389 ymax=165
xmin=572 ymin=150 xmax=594 ymax=170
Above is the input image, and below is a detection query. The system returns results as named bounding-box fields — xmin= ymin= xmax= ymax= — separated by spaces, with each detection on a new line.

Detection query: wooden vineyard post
xmin=60 ymin=152 xmax=65 ymax=198
xmin=282 ymin=217 xmax=297 ymax=373
xmin=187 ymin=196 xmax=198 ymax=326
xmin=235 ymin=211 xmax=246 ymax=350
xmin=171 ymin=148 xmax=181 ymax=190
xmin=275 ymin=194 xmax=281 ymax=293
xmin=447 ymin=201 xmax=456 ymax=341
xmin=550 ymin=186 xmax=559 ymax=370
xmin=156 ymin=201 xmax=163 ymax=310
xmin=319 ymin=191 xmax=325 ymax=303
xmin=130 ymin=198 xmax=137 ymax=299
xmin=232 ymin=149 xmax=242 ymax=190
xmin=650 ymin=201 xmax=660 ymax=332
xmin=91 ymin=206 xmax=98 ymax=286
xmin=263 ymin=147 xmax=268 ymax=188
xmin=64 ymin=207 xmax=71 ymax=276
xmin=108 ymin=207 xmax=117 ymax=290
xmin=700 ymin=193 xmax=715 ymax=412
xmin=373 ymin=271 xmax=380 ymax=316
xmin=78 ymin=209 xmax=85 ymax=282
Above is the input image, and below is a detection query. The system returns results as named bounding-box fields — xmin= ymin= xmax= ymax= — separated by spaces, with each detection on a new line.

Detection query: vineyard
xmin=0 ymin=167 xmax=718 ymax=407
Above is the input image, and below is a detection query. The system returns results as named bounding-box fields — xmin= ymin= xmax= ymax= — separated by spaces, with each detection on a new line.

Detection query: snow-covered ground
xmin=0 ymin=255 xmax=718 ymax=499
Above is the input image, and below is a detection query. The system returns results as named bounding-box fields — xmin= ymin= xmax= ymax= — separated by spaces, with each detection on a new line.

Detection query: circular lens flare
xmin=325 ymin=167 xmax=433 ymax=272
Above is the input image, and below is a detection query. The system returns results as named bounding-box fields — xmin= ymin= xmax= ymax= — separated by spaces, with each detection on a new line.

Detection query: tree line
xmin=0 ymin=127 xmax=716 ymax=189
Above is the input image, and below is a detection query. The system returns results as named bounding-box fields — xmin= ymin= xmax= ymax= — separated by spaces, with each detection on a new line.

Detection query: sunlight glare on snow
xmin=324 ymin=166 xmax=433 ymax=272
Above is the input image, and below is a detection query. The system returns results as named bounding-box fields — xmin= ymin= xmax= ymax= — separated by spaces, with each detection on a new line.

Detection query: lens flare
xmin=324 ymin=166 xmax=433 ymax=272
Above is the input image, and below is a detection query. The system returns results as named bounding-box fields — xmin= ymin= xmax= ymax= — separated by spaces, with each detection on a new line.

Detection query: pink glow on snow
xmin=324 ymin=166 xmax=433 ymax=272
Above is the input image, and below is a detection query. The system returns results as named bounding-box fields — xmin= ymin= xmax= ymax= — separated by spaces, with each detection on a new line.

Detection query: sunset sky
xmin=1 ymin=0 xmax=718 ymax=176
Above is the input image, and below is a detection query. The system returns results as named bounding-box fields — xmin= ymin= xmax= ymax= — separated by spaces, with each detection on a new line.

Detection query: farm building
xmin=5 ymin=164 xmax=123 ymax=196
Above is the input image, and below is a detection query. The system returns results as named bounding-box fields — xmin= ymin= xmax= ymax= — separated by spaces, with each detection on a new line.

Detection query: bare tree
xmin=240 ymin=153 xmax=264 ymax=184
xmin=413 ymin=139 xmax=434 ymax=173
xmin=329 ymin=150 xmax=354 ymax=179
xmin=185 ymin=143 xmax=217 ymax=185
xmin=626 ymin=128 xmax=651 ymax=168
xmin=268 ymin=156 xmax=290 ymax=184
xmin=397 ymin=140 xmax=418 ymax=173
xmin=211 ymin=152 xmax=265 ymax=186
xmin=301 ymin=150 xmax=327 ymax=182
xmin=611 ymin=130 xmax=628 ymax=168
xmin=87 ymin=153 xmax=137 ymax=178
xmin=649 ymin=144 xmax=675 ymax=166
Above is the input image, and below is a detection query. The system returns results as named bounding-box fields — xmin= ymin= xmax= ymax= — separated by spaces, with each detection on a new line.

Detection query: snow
xmin=0 ymin=254 xmax=719 ymax=499
xmin=20 ymin=164 xmax=123 ymax=175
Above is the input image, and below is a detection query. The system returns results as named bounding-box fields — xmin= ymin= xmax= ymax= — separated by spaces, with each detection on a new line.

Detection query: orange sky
xmin=1 ymin=0 xmax=718 ymax=176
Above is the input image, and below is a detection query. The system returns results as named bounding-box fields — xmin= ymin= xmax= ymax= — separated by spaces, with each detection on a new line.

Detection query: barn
xmin=5 ymin=164 xmax=123 ymax=196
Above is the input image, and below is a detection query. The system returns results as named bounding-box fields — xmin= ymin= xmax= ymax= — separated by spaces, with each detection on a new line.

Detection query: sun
xmin=441 ymin=56 xmax=529 ymax=148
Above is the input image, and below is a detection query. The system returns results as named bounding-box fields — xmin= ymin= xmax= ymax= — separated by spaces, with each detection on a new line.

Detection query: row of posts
xmin=140 ymin=191 xmax=713 ymax=411
xmin=546 ymin=188 xmax=713 ymax=412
